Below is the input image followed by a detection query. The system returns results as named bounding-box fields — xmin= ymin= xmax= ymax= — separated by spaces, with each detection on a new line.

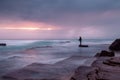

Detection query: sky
xmin=0 ymin=0 xmax=120 ymax=39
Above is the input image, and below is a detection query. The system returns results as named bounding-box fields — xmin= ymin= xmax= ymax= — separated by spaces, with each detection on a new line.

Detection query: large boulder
xmin=109 ymin=39 xmax=120 ymax=51
xmin=95 ymin=50 xmax=114 ymax=57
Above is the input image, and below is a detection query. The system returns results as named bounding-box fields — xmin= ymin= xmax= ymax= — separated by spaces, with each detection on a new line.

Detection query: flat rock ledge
xmin=71 ymin=57 xmax=120 ymax=80
xmin=1 ymin=56 xmax=95 ymax=80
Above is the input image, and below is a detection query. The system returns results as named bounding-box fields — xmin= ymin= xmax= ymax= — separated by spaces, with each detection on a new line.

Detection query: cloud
xmin=0 ymin=0 xmax=120 ymax=39
xmin=0 ymin=0 xmax=120 ymax=23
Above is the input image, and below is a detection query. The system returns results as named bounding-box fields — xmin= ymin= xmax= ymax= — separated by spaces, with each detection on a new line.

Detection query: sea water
xmin=0 ymin=39 xmax=113 ymax=51
xmin=0 ymin=39 xmax=114 ymax=75
xmin=0 ymin=39 xmax=113 ymax=60
xmin=0 ymin=39 xmax=114 ymax=60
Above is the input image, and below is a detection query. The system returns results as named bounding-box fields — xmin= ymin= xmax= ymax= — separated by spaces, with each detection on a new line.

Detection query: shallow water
xmin=0 ymin=39 xmax=113 ymax=51
xmin=0 ymin=39 xmax=111 ymax=65
xmin=0 ymin=39 xmax=111 ymax=76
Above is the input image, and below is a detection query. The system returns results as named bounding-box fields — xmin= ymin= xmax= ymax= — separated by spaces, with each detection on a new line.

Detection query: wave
xmin=0 ymin=39 xmax=113 ymax=52
xmin=0 ymin=40 xmax=71 ymax=51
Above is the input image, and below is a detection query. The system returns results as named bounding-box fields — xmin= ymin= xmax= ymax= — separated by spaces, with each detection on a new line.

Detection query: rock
xmin=94 ymin=50 xmax=114 ymax=57
xmin=79 ymin=45 xmax=88 ymax=47
xmin=109 ymin=39 xmax=120 ymax=51
xmin=2 ymin=56 xmax=94 ymax=80
xmin=92 ymin=57 xmax=120 ymax=80
xmin=103 ymin=57 xmax=120 ymax=66
xmin=0 ymin=43 xmax=6 ymax=46
xmin=71 ymin=57 xmax=120 ymax=80
xmin=2 ymin=76 xmax=18 ymax=80
xmin=70 ymin=66 xmax=98 ymax=80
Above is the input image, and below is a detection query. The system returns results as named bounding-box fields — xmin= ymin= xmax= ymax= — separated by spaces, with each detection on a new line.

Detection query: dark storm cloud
xmin=0 ymin=0 xmax=120 ymax=24
xmin=0 ymin=0 xmax=120 ymax=39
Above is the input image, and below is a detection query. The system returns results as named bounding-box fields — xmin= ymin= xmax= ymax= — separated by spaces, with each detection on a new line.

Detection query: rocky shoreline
xmin=1 ymin=56 xmax=96 ymax=80
xmin=1 ymin=39 xmax=120 ymax=80
xmin=71 ymin=39 xmax=120 ymax=80
xmin=71 ymin=57 xmax=120 ymax=80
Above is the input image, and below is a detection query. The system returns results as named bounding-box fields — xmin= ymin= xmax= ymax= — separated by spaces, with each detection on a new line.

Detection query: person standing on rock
xmin=79 ymin=36 xmax=82 ymax=46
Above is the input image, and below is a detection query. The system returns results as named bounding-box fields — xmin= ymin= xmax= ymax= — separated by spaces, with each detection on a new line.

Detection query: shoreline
xmin=0 ymin=43 xmax=111 ymax=80
xmin=1 ymin=56 xmax=96 ymax=80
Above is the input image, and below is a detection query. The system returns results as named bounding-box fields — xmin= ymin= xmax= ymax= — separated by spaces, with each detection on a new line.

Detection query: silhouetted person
xmin=79 ymin=36 xmax=82 ymax=46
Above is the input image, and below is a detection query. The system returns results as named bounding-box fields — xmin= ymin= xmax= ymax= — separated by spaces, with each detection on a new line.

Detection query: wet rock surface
xmin=1 ymin=40 xmax=118 ymax=80
xmin=70 ymin=66 xmax=98 ymax=80
xmin=71 ymin=57 xmax=120 ymax=80
xmin=1 ymin=56 xmax=95 ymax=80
xmin=2 ymin=55 xmax=120 ymax=80
xmin=95 ymin=50 xmax=114 ymax=57
xmin=79 ymin=45 xmax=88 ymax=47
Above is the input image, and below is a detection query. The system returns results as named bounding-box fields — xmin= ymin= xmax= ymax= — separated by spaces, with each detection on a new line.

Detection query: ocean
xmin=0 ymin=39 xmax=114 ymax=75
xmin=0 ymin=39 xmax=113 ymax=52
xmin=0 ymin=39 xmax=113 ymax=62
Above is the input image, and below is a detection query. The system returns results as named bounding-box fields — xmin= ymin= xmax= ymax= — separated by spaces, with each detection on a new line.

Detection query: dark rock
xmin=109 ymin=39 xmax=120 ymax=51
xmin=70 ymin=66 xmax=98 ymax=80
xmin=79 ymin=45 xmax=88 ymax=47
xmin=2 ymin=56 xmax=94 ymax=80
xmin=24 ymin=78 xmax=58 ymax=80
xmin=2 ymin=76 xmax=18 ymax=80
xmin=92 ymin=57 xmax=120 ymax=80
xmin=71 ymin=57 xmax=120 ymax=80
xmin=0 ymin=43 xmax=6 ymax=46
xmin=95 ymin=50 xmax=114 ymax=57
xmin=103 ymin=57 xmax=120 ymax=66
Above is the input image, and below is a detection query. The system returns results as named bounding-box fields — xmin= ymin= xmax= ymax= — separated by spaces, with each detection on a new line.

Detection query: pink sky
xmin=0 ymin=0 xmax=120 ymax=39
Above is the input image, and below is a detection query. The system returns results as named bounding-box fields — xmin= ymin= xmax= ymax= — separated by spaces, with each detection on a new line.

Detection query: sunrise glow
xmin=0 ymin=27 xmax=53 ymax=31
xmin=0 ymin=21 xmax=58 ymax=31
xmin=0 ymin=0 xmax=119 ymax=39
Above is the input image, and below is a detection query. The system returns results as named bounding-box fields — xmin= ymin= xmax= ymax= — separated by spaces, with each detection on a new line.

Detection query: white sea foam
xmin=0 ymin=40 xmax=37 ymax=46
xmin=0 ymin=39 xmax=113 ymax=52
